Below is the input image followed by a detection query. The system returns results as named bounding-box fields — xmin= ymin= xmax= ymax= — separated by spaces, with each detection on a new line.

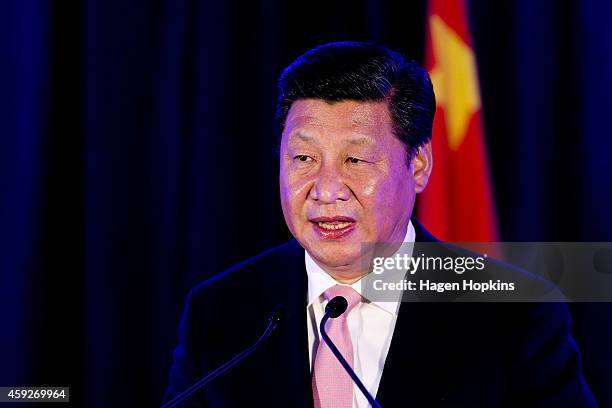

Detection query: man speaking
xmin=164 ymin=42 xmax=596 ymax=407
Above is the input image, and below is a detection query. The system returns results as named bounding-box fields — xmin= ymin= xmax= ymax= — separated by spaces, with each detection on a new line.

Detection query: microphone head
xmin=325 ymin=296 xmax=348 ymax=318
xmin=268 ymin=304 xmax=284 ymax=324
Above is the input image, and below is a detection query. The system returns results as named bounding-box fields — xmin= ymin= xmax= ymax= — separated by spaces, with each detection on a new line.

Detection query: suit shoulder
xmin=188 ymin=239 xmax=303 ymax=300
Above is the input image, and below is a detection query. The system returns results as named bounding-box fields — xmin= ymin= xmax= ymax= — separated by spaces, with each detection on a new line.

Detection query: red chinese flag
xmin=418 ymin=0 xmax=500 ymax=241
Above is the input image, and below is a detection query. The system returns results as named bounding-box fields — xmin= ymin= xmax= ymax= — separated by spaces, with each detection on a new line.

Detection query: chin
xmin=310 ymin=246 xmax=362 ymax=270
xmin=297 ymin=227 xmax=368 ymax=266
xmin=320 ymin=258 xmax=360 ymax=273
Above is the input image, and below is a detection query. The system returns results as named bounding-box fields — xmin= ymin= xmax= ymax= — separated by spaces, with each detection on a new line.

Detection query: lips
xmin=309 ymin=216 xmax=356 ymax=240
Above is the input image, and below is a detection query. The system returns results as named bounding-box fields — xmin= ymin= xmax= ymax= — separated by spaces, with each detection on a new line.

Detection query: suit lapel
xmin=376 ymin=218 xmax=441 ymax=405
xmin=269 ymin=240 xmax=313 ymax=407
xmin=274 ymin=220 xmax=440 ymax=406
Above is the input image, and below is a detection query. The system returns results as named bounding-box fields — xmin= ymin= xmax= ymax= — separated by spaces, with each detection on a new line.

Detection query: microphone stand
xmin=320 ymin=308 xmax=383 ymax=408
xmin=162 ymin=308 xmax=281 ymax=408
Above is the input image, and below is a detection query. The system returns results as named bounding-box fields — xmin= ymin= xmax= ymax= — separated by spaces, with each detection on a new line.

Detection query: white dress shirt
xmin=306 ymin=221 xmax=415 ymax=408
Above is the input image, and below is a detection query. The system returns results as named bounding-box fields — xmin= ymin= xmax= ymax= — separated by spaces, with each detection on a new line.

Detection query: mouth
xmin=309 ymin=216 xmax=356 ymax=239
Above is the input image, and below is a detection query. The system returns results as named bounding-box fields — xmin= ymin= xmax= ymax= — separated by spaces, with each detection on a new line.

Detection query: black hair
xmin=276 ymin=41 xmax=436 ymax=159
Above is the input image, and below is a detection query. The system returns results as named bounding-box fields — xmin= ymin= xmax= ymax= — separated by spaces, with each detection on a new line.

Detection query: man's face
xmin=279 ymin=99 xmax=430 ymax=280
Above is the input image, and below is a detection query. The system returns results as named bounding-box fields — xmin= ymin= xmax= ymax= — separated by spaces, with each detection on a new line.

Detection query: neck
xmin=328 ymin=273 xmax=365 ymax=285
xmin=311 ymin=258 xmax=366 ymax=284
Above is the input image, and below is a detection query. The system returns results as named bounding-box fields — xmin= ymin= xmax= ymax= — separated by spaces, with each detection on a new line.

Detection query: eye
xmin=294 ymin=154 xmax=314 ymax=163
xmin=346 ymin=156 xmax=366 ymax=164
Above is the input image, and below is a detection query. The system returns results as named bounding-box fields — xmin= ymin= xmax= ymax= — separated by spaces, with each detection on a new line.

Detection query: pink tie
xmin=312 ymin=285 xmax=362 ymax=408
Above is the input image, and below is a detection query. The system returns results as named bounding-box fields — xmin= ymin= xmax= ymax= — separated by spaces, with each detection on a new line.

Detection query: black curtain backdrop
xmin=1 ymin=1 xmax=611 ymax=407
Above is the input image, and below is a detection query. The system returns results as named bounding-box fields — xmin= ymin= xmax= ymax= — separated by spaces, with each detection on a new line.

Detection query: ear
xmin=412 ymin=142 xmax=433 ymax=194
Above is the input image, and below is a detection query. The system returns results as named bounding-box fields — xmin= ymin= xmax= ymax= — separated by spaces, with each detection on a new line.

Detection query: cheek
xmin=351 ymin=170 xmax=413 ymax=218
xmin=352 ymin=173 xmax=396 ymax=207
xmin=280 ymin=171 xmax=313 ymax=216
xmin=348 ymin=174 xmax=391 ymax=234
xmin=361 ymin=177 xmax=378 ymax=196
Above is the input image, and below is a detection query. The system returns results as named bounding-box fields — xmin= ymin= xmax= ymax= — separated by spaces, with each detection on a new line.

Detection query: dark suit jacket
xmin=164 ymin=220 xmax=597 ymax=407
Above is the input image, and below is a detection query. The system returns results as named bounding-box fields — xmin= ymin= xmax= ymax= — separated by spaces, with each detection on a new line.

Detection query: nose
xmin=310 ymin=163 xmax=350 ymax=203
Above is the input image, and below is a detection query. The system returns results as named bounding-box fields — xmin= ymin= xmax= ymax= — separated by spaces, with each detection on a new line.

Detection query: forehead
xmin=283 ymin=99 xmax=393 ymax=141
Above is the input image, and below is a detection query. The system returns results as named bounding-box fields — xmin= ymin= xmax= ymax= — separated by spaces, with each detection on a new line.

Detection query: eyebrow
xmin=345 ymin=136 xmax=374 ymax=146
xmin=288 ymin=132 xmax=319 ymax=145
xmin=296 ymin=132 xmax=314 ymax=142
xmin=288 ymin=132 xmax=374 ymax=147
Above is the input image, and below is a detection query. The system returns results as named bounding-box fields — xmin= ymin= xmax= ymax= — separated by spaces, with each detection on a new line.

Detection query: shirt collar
xmin=305 ymin=220 xmax=415 ymax=316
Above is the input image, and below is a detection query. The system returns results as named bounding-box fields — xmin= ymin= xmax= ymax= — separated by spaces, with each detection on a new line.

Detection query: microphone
xmin=320 ymin=296 xmax=382 ymax=408
xmin=161 ymin=305 xmax=283 ymax=408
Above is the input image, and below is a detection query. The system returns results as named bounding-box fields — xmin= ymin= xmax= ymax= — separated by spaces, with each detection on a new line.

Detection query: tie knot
xmin=324 ymin=285 xmax=362 ymax=313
